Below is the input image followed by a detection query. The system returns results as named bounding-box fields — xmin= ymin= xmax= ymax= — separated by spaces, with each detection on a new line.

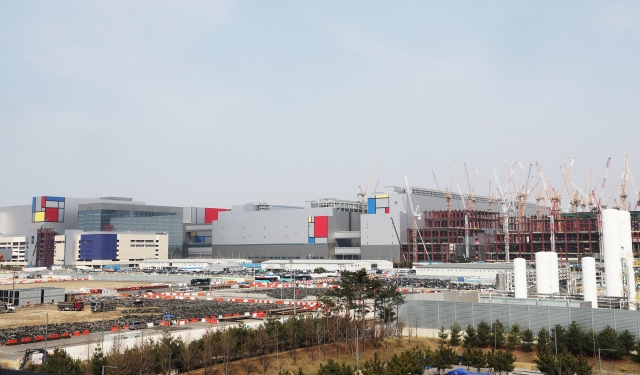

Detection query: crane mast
xmin=457 ymin=183 xmax=470 ymax=259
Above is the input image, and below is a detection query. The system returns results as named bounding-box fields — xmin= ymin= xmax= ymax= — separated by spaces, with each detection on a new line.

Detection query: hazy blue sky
xmin=1 ymin=2 xmax=639 ymax=209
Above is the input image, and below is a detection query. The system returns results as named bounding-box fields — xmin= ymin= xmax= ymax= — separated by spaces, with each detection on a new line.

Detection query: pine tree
xmin=486 ymin=349 xmax=515 ymax=375
xmin=438 ymin=326 xmax=449 ymax=345
xmin=476 ymin=320 xmax=492 ymax=347
xmin=491 ymin=319 xmax=506 ymax=348
xmin=520 ymin=329 xmax=535 ymax=352
xmin=506 ymin=323 xmax=521 ymax=350
xmin=464 ymin=324 xmax=478 ymax=348
xmin=597 ymin=325 xmax=623 ymax=359
xmin=449 ymin=322 xmax=462 ymax=347
xmin=536 ymin=327 xmax=552 ymax=352
xmin=462 ymin=346 xmax=486 ymax=373
xmin=618 ymin=329 xmax=635 ymax=355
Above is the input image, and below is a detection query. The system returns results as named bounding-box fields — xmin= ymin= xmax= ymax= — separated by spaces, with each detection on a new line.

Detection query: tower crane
xmin=357 ymin=156 xmax=381 ymax=214
xmin=621 ymin=155 xmax=630 ymax=211
xmin=561 ymin=159 xmax=580 ymax=213
xmin=432 ymin=170 xmax=441 ymax=191
xmin=475 ymin=169 xmax=495 ymax=211
xmin=629 ymin=169 xmax=639 ymax=210
xmin=492 ymin=166 xmax=510 ymax=262
xmin=599 ymin=157 xmax=612 ymax=209
xmin=404 ymin=176 xmax=431 ymax=264
xmin=456 ymin=183 xmax=470 ymax=259
xmin=464 ymin=163 xmax=475 ymax=211
xmin=445 ymin=163 xmax=457 ymax=212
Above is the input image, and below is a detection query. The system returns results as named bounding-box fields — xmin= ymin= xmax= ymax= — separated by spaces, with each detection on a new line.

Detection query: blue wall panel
xmin=79 ymin=234 xmax=117 ymax=261
xmin=367 ymin=198 xmax=376 ymax=214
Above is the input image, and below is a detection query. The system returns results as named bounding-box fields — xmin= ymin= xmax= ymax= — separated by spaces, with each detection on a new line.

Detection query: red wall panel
xmin=204 ymin=208 xmax=229 ymax=223
xmin=314 ymin=216 xmax=328 ymax=238
xmin=44 ymin=208 xmax=59 ymax=222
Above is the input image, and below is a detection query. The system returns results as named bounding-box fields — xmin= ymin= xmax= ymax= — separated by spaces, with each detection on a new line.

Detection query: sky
xmin=1 ymin=1 xmax=639 ymax=209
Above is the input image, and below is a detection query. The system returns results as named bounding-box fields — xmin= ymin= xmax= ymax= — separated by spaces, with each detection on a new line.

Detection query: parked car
xmin=128 ymin=321 xmax=146 ymax=330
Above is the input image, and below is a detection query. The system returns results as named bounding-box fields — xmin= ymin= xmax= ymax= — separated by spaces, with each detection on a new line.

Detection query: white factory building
xmin=260 ymin=259 xmax=393 ymax=272
xmin=138 ymin=258 xmax=248 ymax=272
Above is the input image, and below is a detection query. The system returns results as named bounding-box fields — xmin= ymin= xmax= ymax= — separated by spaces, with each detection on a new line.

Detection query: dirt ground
xmin=0 ymin=302 xmax=127 ymax=329
xmin=0 ymin=280 xmax=161 ymax=329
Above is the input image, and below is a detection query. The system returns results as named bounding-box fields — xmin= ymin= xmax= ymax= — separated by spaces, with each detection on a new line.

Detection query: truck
xmin=0 ymin=303 xmax=15 ymax=314
xmin=190 ymin=278 xmax=211 ymax=286
xmin=57 ymin=301 xmax=85 ymax=311
xmin=90 ymin=300 xmax=117 ymax=312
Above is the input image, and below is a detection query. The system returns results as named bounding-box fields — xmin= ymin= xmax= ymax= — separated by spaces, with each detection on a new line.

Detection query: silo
xmin=549 ymin=251 xmax=560 ymax=294
xmin=582 ymin=256 xmax=597 ymax=308
xmin=620 ymin=211 xmax=636 ymax=310
xmin=602 ymin=209 xmax=623 ymax=297
xmin=536 ymin=252 xmax=551 ymax=294
xmin=514 ymin=258 xmax=527 ymax=298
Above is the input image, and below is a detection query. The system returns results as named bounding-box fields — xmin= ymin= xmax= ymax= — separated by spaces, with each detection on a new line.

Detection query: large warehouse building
xmin=0 ymin=195 xmax=225 ymax=267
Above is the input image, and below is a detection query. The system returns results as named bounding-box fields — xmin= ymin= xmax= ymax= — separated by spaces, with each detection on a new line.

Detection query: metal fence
xmin=398 ymin=300 xmax=640 ymax=339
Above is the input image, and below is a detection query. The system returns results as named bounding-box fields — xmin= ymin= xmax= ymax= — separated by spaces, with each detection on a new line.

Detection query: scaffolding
xmin=35 ymin=228 xmax=56 ymax=267
xmin=403 ymin=210 xmax=640 ymax=263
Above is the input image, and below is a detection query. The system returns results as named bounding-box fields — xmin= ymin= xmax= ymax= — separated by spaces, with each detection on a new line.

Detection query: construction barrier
xmin=34 ymin=336 xmax=45 ymax=342
xmin=61 ymin=332 xmax=70 ymax=338
xmin=73 ymin=331 xmax=80 ymax=336
xmin=6 ymin=339 xmax=18 ymax=345
xmin=83 ymin=330 xmax=90 ymax=335
xmin=49 ymin=334 xmax=60 ymax=340
xmin=110 ymin=326 xmax=119 ymax=331
xmin=20 ymin=338 xmax=32 ymax=343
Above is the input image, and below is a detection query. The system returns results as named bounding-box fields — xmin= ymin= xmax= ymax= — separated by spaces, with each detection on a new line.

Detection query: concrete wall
xmin=212 ymin=243 xmax=330 ymax=259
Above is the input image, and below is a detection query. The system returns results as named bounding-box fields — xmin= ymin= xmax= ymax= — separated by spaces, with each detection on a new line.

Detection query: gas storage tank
xmin=582 ymin=256 xmax=597 ymax=308
xmin=514 ymin=258 xmax=527 ymax=298
xmin=536 ymin=252 xmax=551 ymax=294
xmin=602 ymin=209 xmax=623 ymax=297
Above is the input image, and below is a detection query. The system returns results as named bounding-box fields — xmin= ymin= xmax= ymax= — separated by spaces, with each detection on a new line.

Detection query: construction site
xmin=398 ymin=156 xmax=640 ymax=264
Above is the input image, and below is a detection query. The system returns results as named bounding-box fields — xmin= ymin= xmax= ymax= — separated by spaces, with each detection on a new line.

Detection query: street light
xmin=598 ymin=348 xmax=616 ymax=375
xmin=102 ymin=365 xmax=117 ymax=375
xmin=33 ymin=311 xmax=48 ymax=357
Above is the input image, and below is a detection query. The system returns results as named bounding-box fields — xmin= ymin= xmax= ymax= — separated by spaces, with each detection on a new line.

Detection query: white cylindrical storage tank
xmin=582 ymin=256 xmax=597 ymax=308
xmin=620 ymin=211 xmax=636 ymax=310
xmin=602 ymin=209 xmax=623 ymax=297
xmin=549 ymin=251 xmax=560 ymax=294
xmin=514 ymin=258 xmax=527 ymax=298
xmin=536 ymin=252 xmax=551 ymax=294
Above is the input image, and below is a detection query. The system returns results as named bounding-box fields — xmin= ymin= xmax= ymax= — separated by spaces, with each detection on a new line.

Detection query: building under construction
xmin=34 ymin=228 xmax=56 ymax=267
xmin=403 ymin=209 xmax=640 ymax=263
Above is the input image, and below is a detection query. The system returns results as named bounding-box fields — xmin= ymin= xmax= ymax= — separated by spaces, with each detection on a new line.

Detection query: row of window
xmin=0 ymin=242 xmax=26 ymax=246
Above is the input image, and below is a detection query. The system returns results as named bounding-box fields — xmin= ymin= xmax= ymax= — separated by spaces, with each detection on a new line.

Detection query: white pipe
xmin=620 ymin=211 xmax=636 ymax=310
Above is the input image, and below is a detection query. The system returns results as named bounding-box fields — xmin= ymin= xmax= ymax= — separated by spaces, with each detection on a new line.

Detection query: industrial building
xmin=210 ymin=200 xmax=362 ymax=260
xmin=260 ymin=259 xmax=393 ymax=272
xmin=0 ymin=195 xmax=226 ymax=266
xmin=138 ymin=258 xmax=248 ymax=272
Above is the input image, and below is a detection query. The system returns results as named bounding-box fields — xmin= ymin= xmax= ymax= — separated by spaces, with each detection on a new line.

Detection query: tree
xmin=618 ymin=329 xmax=635 ymax=355
xmin=535 ymin=347 xmax=592 ymax=375
xmin=464 ymin=324 xmax=478 ymax=348
xmin=597 ymin=325 xmax=623 ymax=359
xmin=476 ymin=320 xmax=491 ymax=347
xmin=563 ymin=321 xmax=584 ymax=356
xmin=506 ymin=323 xmax=521 ymax=350
xmin=431 ymin=345 xmax=457 ymax=374
xmin=486 ymin=349 xmax=515 ymax=375
xmin=491 ymin=319 xmax=506 ymax=348
xmin=386 ymin=346 xmax=429 ymax=375
xmin=461 ymin=347 xmax=486 ymax=373
xmin=536 ymin=327 xmax=552 ymax=352
xmin=438 ymin=326 xmax=449 ymax=345
xmin=520 ymin=329 xmax=535 ymax=352
xmin=316 ymin=359 xmax=353 ymax=375
xmin=39 ymin=348 xmax=82 ymax=375
xmin=314 ymin=267 xmax=327 ymax=273
xmin=550 ymin=324 xmax=566 ymax=353
xmin=449 ymin=322 xmax=462 ymax=347
xmin=362 ymin=352 xmax=386 ymax=375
